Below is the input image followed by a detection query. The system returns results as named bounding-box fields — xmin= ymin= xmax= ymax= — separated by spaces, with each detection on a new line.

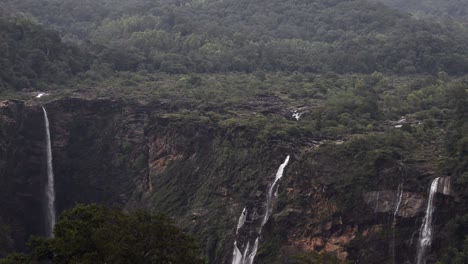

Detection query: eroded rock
xmin=363 ymin=191 xmax=426 ymax=217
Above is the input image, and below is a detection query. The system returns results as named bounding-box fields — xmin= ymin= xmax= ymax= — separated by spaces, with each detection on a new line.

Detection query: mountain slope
xmin=0 ymin=11 xmax=89 ymax=91
xmin=373 ymin=0 xmax=468 ymax=22
xmin=4 ymin=0 xmax=468 ymax=74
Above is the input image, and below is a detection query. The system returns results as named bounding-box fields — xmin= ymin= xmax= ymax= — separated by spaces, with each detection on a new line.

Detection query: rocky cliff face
xmin=0 ymin=101 xmax=47 ymax=252
xmin=0 ymin=97 xmax=463 ymax=263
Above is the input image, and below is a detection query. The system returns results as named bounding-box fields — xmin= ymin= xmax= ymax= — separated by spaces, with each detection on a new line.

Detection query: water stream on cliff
xmin=42 ymin=107 xmax=56 ymax=237
xmin=232 ymin=155 xmax=290 ymax=264
xmin=237 ymin=208 xmax=248 ymax=234
xmin=262 ymin=155 xmax=290 ymax=226
xmin=391 ymin=183 xmax=404 ymax=264
xmin=415 ymin=177 xmax=439 ymax=264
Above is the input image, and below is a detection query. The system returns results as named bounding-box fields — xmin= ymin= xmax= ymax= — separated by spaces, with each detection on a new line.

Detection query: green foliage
xmin=0 ymin=204 xmax=203 ymax=264
xmin=0 ymin=11 xmax=89 ymax=91
xmin=438 ymin=214 xmax=468 ymax=264
xmin=0 ymin=253 xmax=33 ymax=264
xmin=0 ymin=1 xmax=466 ymax=263
xmin=4 ymin=0 xmax=468 ymax=76
xmin=372 ymin=0 xmax=468 ymax=22
xmin=0 ymin=225 xmax=13 ymax=258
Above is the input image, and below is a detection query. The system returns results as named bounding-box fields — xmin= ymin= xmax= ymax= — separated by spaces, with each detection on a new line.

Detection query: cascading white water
xmin=393 ymin=184 xmax=404 ymax=221
xmin=237 ymin=208 xmax=248 ymax=234
xmin=439 ymin=177 xmax=451 ymax=196
xmin=232 ymin=155 xmax=290 ymax=264
xmin=42 ymin=107 xmax=56 ymax=237
xmin=232 ymin=242 xmax=243 ymax=264
xmin=233 ymin=208 xmax=248 ymax=264
xmin=391 ymin=183 xmax=404 ymax=264
xmin=262 ymin=155 xmax=290 ymax=226
xmin=232 ymin=239 xmax=258 ymax=264
xmin=415 ymin=177 xmax=439 ymax=264
xmin=246 ymin=238 xmax=259 ymax=264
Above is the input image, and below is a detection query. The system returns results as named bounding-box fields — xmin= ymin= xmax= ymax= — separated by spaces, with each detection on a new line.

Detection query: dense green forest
xmin=1 ymin=0 xmax=467 ymax=191
xmin=0 ymin=204 xmax=203 ymax=264
xmin=2 ymin=0 xmax=468 ymax=89
xmin=373 ymin=0 xmax=468 ymax=22
xmin=0 ymin=0 xmax=467 ymax=263
xmin=0 ymin=10 xmax=90 ymax=90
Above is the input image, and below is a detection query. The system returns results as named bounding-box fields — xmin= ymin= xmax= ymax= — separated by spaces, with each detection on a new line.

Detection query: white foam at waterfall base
xmin=42 ymin=107 xmax=56 ymax=237
xmin=416 ymin=177 xmax=439 ymax=264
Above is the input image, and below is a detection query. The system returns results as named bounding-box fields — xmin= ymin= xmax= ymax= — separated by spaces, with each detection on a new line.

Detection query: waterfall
xmin=232 ymin=242 xmax=243 ymax=264
xmin=232 ymin=239 xmax=258 ymax=264
xmin=232 ymin=155 xmax=290 ymax=264
xmin=438 ymin=177 xmax=451 ymax=196
xmin=246 ymin=238 xmax=259 ymax=264
xmin=237 ymin=208 xmax=248 ymax=234
xmin=415 ymin=177 xmax=439 ymax=264
xmin=391 ymin=183 xmax=404 ymax=264
xmin=393 ymin=184 xmax=404 ymax=221
xmin=262 ymin=155 xmax=290 ymax=226
xmin=42 ymin=107 xmax=56 ymax=237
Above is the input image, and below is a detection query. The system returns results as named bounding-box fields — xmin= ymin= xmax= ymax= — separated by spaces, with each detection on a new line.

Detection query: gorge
xmin=0 ymin=0 xmax=467 ymax=262
xmin=0 ymin=97 xmax=463 ymax=263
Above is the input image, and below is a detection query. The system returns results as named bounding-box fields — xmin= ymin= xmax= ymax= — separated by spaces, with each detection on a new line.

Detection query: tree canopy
xmin=0 ymin=204 xmax=203 ymax=264
xmin=3 ymin=0 xmax=468 ymax=79
xmin=0 ymin=10 xmax=90 ymax=91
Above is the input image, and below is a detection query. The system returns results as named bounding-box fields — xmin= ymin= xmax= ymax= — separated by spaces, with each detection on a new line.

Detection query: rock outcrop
xmin=0 ymin=98 xmax=463 ymax=263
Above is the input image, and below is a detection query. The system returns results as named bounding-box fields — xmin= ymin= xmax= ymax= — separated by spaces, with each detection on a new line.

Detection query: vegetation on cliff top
xmin=372 ymin=0 xmax=468 ymax=22
xmin=0 ymin=11 xmax=90 ymax=91
xmin=0 ymin=0 xmax=467 ymax=263
xmin=0 ymin=204 xmax=203 ymax=264
xmin=2 ymin=0 xmax=468 ymax=92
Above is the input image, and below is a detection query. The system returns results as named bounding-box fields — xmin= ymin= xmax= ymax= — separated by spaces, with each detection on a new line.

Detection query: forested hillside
xmin=0 ymin=0 xmax=467 ymax=263
xmin=373 ymin=0 xmax=468 ymax=22
xmin=0 ymin=10 xmax=89 ymax=90
xmin=4 ymin=0 xmax=468 ymax=77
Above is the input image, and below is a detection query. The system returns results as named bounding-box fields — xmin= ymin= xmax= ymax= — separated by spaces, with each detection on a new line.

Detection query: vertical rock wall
xmin=0 ymin=98 xmax=463 ymax=264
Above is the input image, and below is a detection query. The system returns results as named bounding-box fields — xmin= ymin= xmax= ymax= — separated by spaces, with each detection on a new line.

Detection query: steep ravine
xmin=0 ymin=98 xmax=463 ymax=263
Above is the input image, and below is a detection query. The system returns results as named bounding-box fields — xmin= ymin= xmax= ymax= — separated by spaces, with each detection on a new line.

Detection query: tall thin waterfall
xmin=391 ymin=183 xmax=404 ymax=264
xmin=236 ymin=208 xmax=248 ymax=234
xmin=415 ymin=177 xmax=439 ymax=264
xmin=232 ymin=207 xmax=249 ymax=263
xmin=262 ymin=155 xmax=290 ymax=226
xmin=232 ymin=156 xmax=290 ymax=264
xmin=42 ymin=107 xmax=56 ymax=237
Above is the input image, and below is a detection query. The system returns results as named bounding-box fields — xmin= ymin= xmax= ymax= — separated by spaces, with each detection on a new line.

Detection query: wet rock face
xmin=363 ymin=191 xmax=426 ymax=217
xmin=363 ymin=177 xmax=452 ymax=218
xmin=436 ymin=177 xmax=451 ymax=196
xmin=0 ymin=101 xmax=47 ymax=254
xmin=0 ymin=98 xmax=153 ymax=255
xmin=45 ymin=98 xmax=151 ymax=211
xmin=0 ymin=98 xmax=463 ymax=264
